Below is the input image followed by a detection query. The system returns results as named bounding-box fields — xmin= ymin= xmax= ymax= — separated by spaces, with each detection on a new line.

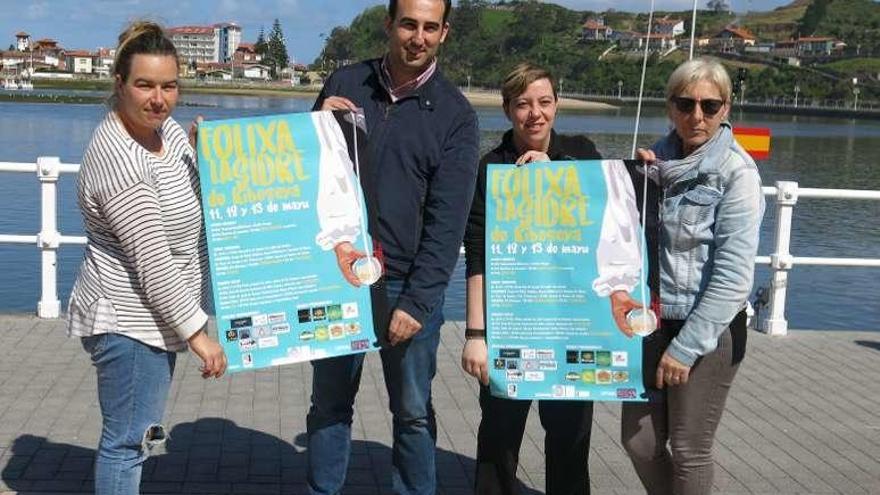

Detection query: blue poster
xmin=485 ymin=160 xmax=648 ymax=401
xmin=197 ymin=111 xmax=378 ymax=372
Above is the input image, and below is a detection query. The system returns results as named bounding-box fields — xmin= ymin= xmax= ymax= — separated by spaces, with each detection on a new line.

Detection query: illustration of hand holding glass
xmin=312 ymin=110 xmax=382 ymax=287
xmin=591 ymin=160 xmax=657 ymax=337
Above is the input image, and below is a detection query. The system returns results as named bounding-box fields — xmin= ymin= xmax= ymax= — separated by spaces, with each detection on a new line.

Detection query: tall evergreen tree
xmin=707 ymin=0 xmax=730 ymax=13
xmin=254 ymin=26 xmax=268 ymax=60
xmin=267 ymin=19 xmax=290 ymax=79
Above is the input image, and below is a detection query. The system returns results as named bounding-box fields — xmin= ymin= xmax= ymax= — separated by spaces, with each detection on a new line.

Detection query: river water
xmin=1 ymin=93 xmax=878 ymax=330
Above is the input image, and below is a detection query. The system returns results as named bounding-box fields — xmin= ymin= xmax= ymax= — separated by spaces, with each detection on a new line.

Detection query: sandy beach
xmin=10 ymin=83 xmax=617 ymax=111
xmin=463 ymin=90 xmax=617 ymax=111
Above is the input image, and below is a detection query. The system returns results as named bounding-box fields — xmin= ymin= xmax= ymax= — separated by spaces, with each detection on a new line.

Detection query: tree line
xmin=254 ymin=18 xmax=290 ymax=79
xmin=315 ymin=0 xmax=879 ymax=102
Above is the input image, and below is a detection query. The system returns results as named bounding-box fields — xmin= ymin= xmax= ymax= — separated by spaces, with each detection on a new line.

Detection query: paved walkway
xmin=0 ymin=314 xmax=878 ymax=494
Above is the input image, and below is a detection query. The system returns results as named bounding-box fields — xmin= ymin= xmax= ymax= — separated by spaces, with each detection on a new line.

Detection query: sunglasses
xmin=670 ymin=96 xmax=725 ymax=116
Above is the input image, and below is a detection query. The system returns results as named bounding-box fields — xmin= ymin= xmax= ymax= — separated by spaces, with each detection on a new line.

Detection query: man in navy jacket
xmin=307 ymin=0 xmax=479 ymax=493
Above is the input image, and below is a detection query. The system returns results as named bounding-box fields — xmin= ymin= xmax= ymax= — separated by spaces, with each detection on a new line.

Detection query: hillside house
xmin=653 ymin=17 xmax=685 ymax=37
xmin=617 ymin=32 xmax=677 ymax=52
xmin=582 ymin=17 xmax=613 ymax=41
xmin=711 ymin=26 xmax=757 ymax=53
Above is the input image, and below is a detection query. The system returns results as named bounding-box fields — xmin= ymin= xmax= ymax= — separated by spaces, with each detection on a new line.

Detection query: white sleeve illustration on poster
xmin=313 ymin=111 xmax=362 ymax=251
xmin=592 ymin=160 xmax=642 ymax=297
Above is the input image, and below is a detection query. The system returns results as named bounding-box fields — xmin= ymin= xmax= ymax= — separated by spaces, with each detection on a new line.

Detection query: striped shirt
xmin=67 ymin=112 xmax=209 ymax=352
xmin=380 ymin=55 xmax=437 ymax=102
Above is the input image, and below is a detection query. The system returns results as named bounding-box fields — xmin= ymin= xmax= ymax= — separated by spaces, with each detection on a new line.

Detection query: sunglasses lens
xmin=673 ymin=97 xmax=724 ymax=116
xmin=701 ymin=100 xmax=723 ymax=115
xmin=674 ymin=97 xmax=696 ymax=113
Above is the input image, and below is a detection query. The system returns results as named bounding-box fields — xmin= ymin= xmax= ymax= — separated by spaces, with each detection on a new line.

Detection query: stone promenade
xmin=0 ymin=315 xmax=878 ymax=494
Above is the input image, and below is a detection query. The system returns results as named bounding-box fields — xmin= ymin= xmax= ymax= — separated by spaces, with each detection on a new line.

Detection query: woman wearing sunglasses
xmin=621 ymin=57 xmax=764 ymax=494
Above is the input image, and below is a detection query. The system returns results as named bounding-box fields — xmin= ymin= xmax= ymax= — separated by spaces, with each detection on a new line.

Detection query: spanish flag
xmin=733 ymin=127 xmax=771 ymax=160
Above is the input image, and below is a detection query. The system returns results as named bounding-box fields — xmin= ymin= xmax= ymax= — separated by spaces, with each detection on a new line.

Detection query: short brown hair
xmin=388 ymin=0 xmax=453 ymax=24
xmin=501 ymin=63 xmax=557 ymax=110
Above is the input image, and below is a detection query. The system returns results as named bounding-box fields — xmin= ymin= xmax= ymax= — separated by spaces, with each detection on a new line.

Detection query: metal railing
xmin=755 ymin=183 xmax=880 ymax=335
xmin=0 ymin=158 xmax=85 ymax=318
xmin=2 ymin=157 xmax=880 ymax=334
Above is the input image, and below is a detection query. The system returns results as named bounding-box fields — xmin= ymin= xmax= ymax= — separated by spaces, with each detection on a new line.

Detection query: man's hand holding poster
xmin=485 ymin=160 xmax=649 ymax=401
xmin=198 ymin=111 xmax=381 ymax=372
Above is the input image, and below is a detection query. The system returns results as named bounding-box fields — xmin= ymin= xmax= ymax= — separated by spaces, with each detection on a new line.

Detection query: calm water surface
xmin=1 ymin=93 xmax=878 ymax=330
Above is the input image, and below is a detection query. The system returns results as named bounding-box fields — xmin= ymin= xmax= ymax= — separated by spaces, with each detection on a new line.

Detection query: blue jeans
xmin=306 ymin=278 xmax=444 ymax=495
xmin=82 ymin=333 xmax=176 ymax=495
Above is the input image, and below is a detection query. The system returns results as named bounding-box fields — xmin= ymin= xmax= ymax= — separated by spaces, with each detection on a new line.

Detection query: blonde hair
xmin=110 ymin=21 xmax=178 ymax=105
xmin=665 ymin=57 xmax=732 ymax=103
xmin=501 ymin=63 xmax=557 ymax=109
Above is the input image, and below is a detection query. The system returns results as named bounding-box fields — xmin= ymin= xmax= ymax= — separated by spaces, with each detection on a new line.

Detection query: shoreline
xmin=8 ymin=84 xmax=875 ymax=119
xmin=462 ymin=90 xmax=617 ymax=111
xmin=1 ymin=85 xmax=617 ymax=111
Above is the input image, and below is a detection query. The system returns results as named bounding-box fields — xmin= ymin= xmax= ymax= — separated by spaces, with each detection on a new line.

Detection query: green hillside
xmin=739 ymin=1 xmax=808 ymax=41
xmin=314 ymin=0 xmax=880 ymax=101
xmin=810 ymin=0 xmax=880 ymax=56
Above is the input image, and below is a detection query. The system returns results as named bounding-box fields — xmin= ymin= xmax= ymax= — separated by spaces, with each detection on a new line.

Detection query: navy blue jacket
xmin=314 ymin=59 xmax=480 ymax=326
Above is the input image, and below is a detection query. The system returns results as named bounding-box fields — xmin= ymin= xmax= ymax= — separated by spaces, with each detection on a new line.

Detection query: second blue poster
xmin=485 ymin=160 xmax=648 ymax=401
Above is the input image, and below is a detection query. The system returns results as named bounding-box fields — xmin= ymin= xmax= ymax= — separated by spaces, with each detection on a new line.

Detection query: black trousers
xmin=475 ymin=385 xmax=593 ymax=495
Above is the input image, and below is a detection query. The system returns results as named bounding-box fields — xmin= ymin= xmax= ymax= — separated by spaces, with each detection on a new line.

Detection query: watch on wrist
xmin=465 ymin=328 xmax=486 ymax=340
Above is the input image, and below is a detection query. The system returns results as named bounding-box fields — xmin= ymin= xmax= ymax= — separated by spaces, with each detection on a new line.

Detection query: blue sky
xmin=2 ymin=0 xmax=796 ymax=64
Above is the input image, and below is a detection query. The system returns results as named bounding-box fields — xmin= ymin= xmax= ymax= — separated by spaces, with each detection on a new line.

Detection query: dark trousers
xmin=475 ymin=385 xmax=593 ymax=495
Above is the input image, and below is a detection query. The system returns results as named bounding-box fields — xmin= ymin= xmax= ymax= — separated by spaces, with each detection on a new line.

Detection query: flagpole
xmin=630 ymin=0 xmax=655 ymax=159
xmin=689 ymin=0 xmax=698 ymax=59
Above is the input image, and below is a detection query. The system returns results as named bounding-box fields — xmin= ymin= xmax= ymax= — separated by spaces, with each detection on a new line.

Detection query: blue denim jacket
xmin=652 ymin=123 xmax=765 ymax=366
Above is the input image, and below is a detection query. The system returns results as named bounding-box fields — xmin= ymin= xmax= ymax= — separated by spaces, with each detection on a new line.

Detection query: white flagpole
xmin=630 ymin=0 xmax=655 ymax=159
xmin=689 ymin=0 xmax=699 ymax=59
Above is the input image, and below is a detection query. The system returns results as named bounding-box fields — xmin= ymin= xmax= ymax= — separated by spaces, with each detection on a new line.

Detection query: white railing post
xmin=762 ymin=180 xmax=798 ymax=336
xmin=36 ymin=156 xmax=62 ymax=318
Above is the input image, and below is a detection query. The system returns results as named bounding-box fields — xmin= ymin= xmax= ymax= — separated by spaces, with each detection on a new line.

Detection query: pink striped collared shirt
xmin=380 ymin=55 xmax=437 ymax=102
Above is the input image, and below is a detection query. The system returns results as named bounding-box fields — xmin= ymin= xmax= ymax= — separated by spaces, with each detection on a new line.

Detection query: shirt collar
xmin=500 ymin=129 xmax=567 ymax=160
xmin=380 ymin=54 xmax=437 ymax=102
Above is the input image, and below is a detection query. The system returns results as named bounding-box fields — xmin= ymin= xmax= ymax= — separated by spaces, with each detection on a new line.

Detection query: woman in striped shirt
xmin=67 ymin=21 xmax=226 ymax=494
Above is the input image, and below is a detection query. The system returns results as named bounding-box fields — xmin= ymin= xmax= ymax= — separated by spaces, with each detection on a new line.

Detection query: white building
xmin=15 ymin=32 xmax=31 ymax=51
xmin=215 ymin=23 xmax=242 ymax=63
xmin=653 ymin=17 xmax=685 ymax=37
xmin=93 ymin=48 xmax=115 ymax=77
xmin=65 ymin=50 xmax=93 ymax=74
xmin=168 ymin=26 xmax=216 ymax=64
xmin=243 ymin=63 xmax=270 ymax=80
xmin=168 ymin=23 xmax=242 ymax=65
xmin=0 ymin=51 xmax=25 ymax=76
xmin=582 ymin=17 xmax=613 ymax=41
xmin=618 ymin=32 xmax=678 ymax=52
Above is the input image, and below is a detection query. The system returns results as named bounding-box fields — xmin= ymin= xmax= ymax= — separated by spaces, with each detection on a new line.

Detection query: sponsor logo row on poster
xmin=496 ymin=347 xmax=635 ymax=399
xmin=224 ymin=301 xmax=366 ymax=368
